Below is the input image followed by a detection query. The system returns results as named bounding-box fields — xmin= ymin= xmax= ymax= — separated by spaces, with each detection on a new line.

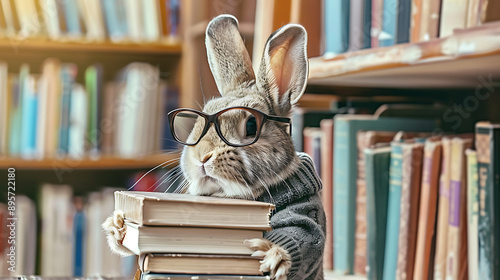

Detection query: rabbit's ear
xmin=205 ymin=15 xmax=255 ymax=96
xmin=257 ymin=24 xmax=308 ymax=112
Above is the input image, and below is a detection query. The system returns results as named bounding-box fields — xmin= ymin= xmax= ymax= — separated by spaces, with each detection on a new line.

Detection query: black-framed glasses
xmin=167 ymin=107 xmax=291 ymax=147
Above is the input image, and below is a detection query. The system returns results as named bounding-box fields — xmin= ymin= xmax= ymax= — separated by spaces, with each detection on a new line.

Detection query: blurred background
xmin=0 ymin=0 xmax=499 ymax=279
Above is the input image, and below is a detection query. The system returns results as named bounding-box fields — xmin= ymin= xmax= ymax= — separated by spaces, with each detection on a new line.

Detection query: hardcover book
xmin=433 ymin=137 xmax=453 ymax=280
xmin=445 ymin=137 xmax=472 ymax=280
xmin=139 ymin=254 xmax=263 ymax=276
xmin=413 ymin=138 xmax=443 ymax=280
xmin=122 ymin=221 xmax=260 ymax=255
xmin=114 ymin=191 xmax=274 ymax=230
xmin=476 ymin=122 xmax=500 ymax=280
xmin=333 ymin=115 xmax=437 ymax=275
xmin=395 ymin=140 xmax=425 ymax=280
xmin=466 ymin=149 xmax=479 ymax=280
xmin=320 ymin=119 xmax=334 ymax=270
xmin=364 ymin=145 xmax=391 ymax=280
xmin=355 ymin=131 xmax=397 ymax=275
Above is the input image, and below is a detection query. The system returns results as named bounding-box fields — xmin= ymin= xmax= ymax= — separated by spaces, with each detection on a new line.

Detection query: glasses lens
xmin=172 ymin=111 xmax=205 ymax=144
xmin=219 ymin=109 xmax=259 ymax=146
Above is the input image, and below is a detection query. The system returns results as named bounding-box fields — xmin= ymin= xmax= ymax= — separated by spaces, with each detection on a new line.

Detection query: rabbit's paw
xmin=245 ymin=238 xmax=291 ymax=280
xmin=102 ymin=210 xmax=133 ymax=256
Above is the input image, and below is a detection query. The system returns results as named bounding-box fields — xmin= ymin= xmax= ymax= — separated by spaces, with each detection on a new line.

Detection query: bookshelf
xmin=0 ymin=39 xmax=183 ymax=55
xmin=0 ymin=153 xmax=180 ymax=170
xmin=308 ymin=25 xmax=500 ymax=89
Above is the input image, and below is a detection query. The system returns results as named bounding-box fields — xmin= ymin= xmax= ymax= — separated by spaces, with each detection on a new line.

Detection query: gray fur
xmin=182 ymin=15 xmax=309 ymax=200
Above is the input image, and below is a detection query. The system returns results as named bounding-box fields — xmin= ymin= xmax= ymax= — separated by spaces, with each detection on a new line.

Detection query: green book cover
xmin=365 ymin=145 xmax=391 ymax=280
xmin=85 ymin=64 xmax=102 ymax=155
xmin=333 ymin=115 xmax=437 ymax=275
xmin=382 ymin=141 xmax=403 ymax=280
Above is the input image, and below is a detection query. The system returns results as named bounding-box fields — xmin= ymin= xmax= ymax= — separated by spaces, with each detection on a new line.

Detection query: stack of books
xmin=114 ymin=191 xmax=275 ymax=279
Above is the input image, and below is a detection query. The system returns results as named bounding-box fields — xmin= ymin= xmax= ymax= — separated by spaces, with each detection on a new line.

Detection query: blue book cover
xmin=8 ymin=77 xmax=21 ymax=156
xmin=58 ymin=64 xmax=77 ymax=155
xmin=333 ymin=115 xmax=437 ymax=275
xmin=379 ymin=0 xmax=398 ymax=47
xmin=382 ymin=141 xmax=404 ymax=280
xmin=62 ymin=0 xmax=82 ymax=37
xmin=102 ymin=0 xmax=128 ymax=40
xmin=73 ymin=209 xmax=85 ymax=276
xmin=20 ymin=75 xmax=38 ymax=159
xmin=324 ymin=0 xmax=350 ymax=55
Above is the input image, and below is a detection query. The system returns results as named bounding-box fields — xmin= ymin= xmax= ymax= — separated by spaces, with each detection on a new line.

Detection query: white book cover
xmin=142 ymin=0 xmax=160 ymax=41
xmin=117 ymin=64 xmax=159 ymax=158
xmin=68 ymin=84 xmax=88 ymax=159
xmin=440 ymin=0 xmax=470 ymax=37
xmin=1 ymin=0 xmax=16 ymax=35
xmin=40 ymin=184 xmax=74 ymax=276
xmin=15 ymin=0 xmax=42 ymax=37
xmin=101 ymin=188 xmax=127 ymax=277
xmin=40 ymin=0 xmax=61 ymax=39
xmin=78 ymin=0 xmax=106 ymax=41
xmin=0 ymin=62 xmax=7 ymax=156
xmin=16 ymin=196 xmax=37 ymax=275
xmin=85 ymin=191 xmax=103 ymax=276
xmin=124 ymin=0 xmax=143 ymax=41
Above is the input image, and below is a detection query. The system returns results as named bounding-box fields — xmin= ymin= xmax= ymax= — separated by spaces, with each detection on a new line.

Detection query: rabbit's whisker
xmin=128 ymin=158 xmax=179 ymax=190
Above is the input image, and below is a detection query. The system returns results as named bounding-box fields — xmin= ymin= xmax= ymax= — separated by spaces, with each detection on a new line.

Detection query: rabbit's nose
xmin=201 ymin=152 xmax=214 ymax=163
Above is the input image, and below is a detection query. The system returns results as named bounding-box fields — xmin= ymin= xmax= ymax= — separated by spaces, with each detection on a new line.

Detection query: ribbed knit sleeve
xmin=264 ymin=193 xmax=326 ymax=279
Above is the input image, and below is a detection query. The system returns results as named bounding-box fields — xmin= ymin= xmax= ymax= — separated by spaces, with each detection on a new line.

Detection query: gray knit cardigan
xmin=257 ymin=152 xmax=326 ymax=280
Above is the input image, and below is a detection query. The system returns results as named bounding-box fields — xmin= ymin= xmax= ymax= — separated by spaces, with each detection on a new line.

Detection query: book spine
xmin=333 ymin=117 xmax=354 ymax=274
xmin=324 ymin=0 xmax=350 ymax=55
xmin=413 ymin=141 xmax=442 ymax=280
xmin=365 ymin=148 xmax=391 ymax=280
xmin=476 ymin=125 xmax=493 ymax=280
xmin=59 ymin=67 xmax=73 ymax=156
xmin=320 ymin=119 xmax=334 ymax=271
xmin=491 ymin=127 xmax=500 ymax=280
xmin=396 ymin=144 xmax=424 ymax=280
xmin=85 ymin=65 xmax=101 ymax=154
xmin=466 ymin=149 xmax=479 ymax=280
xmin=20 ymin=75 xmax=38 ymax=159
xmin=395 ymin=0 xmax=411 ymax=43
xmin=371 ymin=0 xmax=383 ymax=47
xmin=9 ymin=76 xmax=21 ymax=156
xmin=379 ymin=0 xmax=397 ymax=47
xmin=433 ymin=138 xmax=452 ymax=280
xmin=410 ymin=0 xmax=422 ymax=42
xmin=445 ymin=138 xmax=471 ymax=280
xmin=382 ymin=142 xmax=403 ymax=280
xmin=62 ymin=0 xmax=82 ymax=37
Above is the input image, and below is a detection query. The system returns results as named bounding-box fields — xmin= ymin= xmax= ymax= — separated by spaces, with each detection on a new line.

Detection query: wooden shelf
xmin=0 ymin=37 xmax=183 ymax=55
xmin=308 ymin=24 xmax=500 ymax=89
xmin=0 ymin=153 xmax=180 ymax=170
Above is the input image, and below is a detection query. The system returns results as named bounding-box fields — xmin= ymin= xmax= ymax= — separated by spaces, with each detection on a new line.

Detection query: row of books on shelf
xmin=0 ymin=0 xmax=180 ymax=43
xmin=295 ymin=106 xmax=499 ymax=279
xmin=114 ymin=191 xmax=273 ymax=279
xmin=0 ymin=60 xmax=179 ymax=160
xmin=0 ymin=186 xmax=135 ymax=277
xmin=324 ymin=0 xmax=500 ymax=54
xmin=0 ymin=166 xmax=182 ymax=277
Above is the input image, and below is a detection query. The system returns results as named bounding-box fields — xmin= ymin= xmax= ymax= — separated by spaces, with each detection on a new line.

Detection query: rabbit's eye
xmin=245 ymin=116 xmax=257 ymax=137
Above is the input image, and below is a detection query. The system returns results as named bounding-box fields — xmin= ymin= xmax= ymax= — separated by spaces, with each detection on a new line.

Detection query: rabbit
xmin=103 ymin=14 xmax=326 ymax=280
